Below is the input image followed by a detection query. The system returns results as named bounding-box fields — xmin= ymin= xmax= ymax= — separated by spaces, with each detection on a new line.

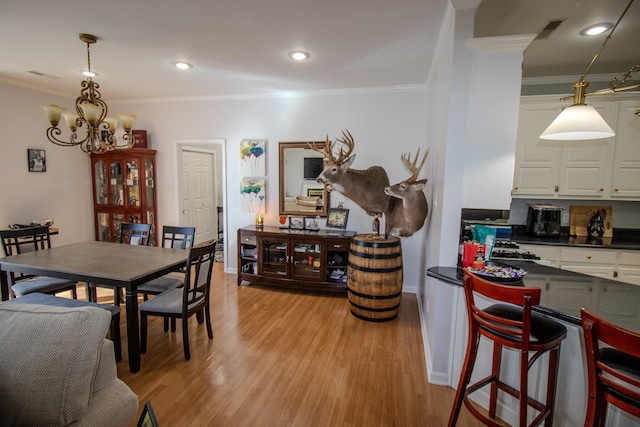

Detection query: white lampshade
xmin=540 ymin=104 xmax=615 ymax=140
xmin=41 ymin=104 xmax=65 ymax=125
xmin=79 ymin=102 xmax=103 ymax=124
xmin=61 ymin=112 xmax=80 ymax=131
xmin=118 ymin=113 xmax=137 ymax=131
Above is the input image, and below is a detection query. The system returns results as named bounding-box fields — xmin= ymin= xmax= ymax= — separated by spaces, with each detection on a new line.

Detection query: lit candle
xmin=256 ymin=213 xmax=264 ymax=228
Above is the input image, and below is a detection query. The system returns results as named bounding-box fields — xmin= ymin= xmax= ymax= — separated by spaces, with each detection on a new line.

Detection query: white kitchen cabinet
xmin=512 ymin=98 xmax=614 ymax=199
xmin=610 ymin=100 xmax=640 ymax=199
xmin=518 ymin=243 xmax=560 ymax=267
xmin=513 ymin=95 xmax=640 ymax=201
xmin=517 ymin=243 xmax=640 ymax=286
xmin=616 ymin=250 xmax=640 ymax=286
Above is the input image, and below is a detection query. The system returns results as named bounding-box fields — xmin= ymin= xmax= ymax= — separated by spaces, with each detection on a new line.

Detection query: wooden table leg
xmin=125 ymin=286 xmax=141 ymax=373
xmin=1 ymin=269 xmax=9 ymax=301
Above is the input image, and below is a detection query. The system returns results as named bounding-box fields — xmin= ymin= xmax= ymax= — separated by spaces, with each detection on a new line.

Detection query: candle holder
xmin=255 ymin=213 xmax=264 ymax=230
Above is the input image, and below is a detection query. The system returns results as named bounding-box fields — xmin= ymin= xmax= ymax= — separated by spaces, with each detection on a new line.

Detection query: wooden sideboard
xmin=237 ymin=225 xmax=356 ymax=292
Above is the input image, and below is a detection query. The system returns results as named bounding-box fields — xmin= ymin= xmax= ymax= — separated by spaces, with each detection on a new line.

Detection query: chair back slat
xmin=182 ymin=240 xmax=216 ymax=310
xmin=582 ymin=308 xmax=640 ymax=420
xmin=120 ymin=223 xmax=152 ymax=246
xmin=0 ymin=226 xmax=53 ymax=256
xmin=464 ymin=272 xmax=540 ymax=347
xmin=160 ymin=226 xmax=196 ymax=249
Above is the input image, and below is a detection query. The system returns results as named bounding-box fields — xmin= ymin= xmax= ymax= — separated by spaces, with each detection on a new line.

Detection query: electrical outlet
xmin=562 ymin=212 xmax=569 ymax=224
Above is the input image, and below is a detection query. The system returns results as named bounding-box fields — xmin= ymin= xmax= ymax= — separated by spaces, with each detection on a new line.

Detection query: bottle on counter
xmin=372 ymin=214 xmax=380 ymax=239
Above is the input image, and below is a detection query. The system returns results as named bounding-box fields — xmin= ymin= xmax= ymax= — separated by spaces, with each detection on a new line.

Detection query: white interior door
xmin=181 ymin=150 xmax=216 ymax=243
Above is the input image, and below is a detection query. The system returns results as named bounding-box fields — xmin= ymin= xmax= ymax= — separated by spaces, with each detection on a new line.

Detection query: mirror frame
xmin=279 ymin=141 xmax=329 ymax=217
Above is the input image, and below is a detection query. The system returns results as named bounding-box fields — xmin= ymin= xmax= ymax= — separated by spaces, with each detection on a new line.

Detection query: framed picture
xmin=304 ymin=216 xmax=320 ymax=230
xmin=289 ymin=216 xmax=305 ymax=230
xmin=239 ymin=139 xmax=266 ymax=177
xmin=136 ymin=401 xmax=159 ymax=427
xmin=27 ymin=149 xmax=46 ymax=172
xmin=326 ymin=208 xmax=349 ymax=229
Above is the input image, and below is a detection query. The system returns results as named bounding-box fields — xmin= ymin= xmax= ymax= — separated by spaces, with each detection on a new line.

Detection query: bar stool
xmin=448 ymin=272 xmax=568 ymax=427
xmin=581 ymin=308 xmax=640 ymax=426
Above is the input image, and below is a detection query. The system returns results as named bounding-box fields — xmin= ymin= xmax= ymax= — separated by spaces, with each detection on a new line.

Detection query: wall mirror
xmin=279 ymin=141 xmax=329 ymax=216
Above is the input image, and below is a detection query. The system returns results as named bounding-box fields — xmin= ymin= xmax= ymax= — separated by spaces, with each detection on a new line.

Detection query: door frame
xmin=175 ymin=139 xmax=227 ymax=271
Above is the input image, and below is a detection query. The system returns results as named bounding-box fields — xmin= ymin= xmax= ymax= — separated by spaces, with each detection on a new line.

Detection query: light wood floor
xmin=92 ymin=263 xmax=489 ymax=426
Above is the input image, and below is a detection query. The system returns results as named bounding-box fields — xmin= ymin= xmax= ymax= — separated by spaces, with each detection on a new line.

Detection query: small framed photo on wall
xmin=28 ymin=149 xmax=46 ymax=172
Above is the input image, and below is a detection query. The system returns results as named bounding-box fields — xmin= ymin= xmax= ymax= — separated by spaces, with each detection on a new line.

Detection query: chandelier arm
xmin=579 ymin=0 xmax=635 ymax=81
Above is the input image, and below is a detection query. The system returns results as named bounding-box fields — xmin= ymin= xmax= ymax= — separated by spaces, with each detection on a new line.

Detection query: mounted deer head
xmin=309 ymin=129 xmax=390 ymax=216
xmin=383 ymin=148 xmax=429 ymax=237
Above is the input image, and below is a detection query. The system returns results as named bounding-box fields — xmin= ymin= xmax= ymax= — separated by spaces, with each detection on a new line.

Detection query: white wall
xmin=0 ymin=82 xmax=94 ymax=248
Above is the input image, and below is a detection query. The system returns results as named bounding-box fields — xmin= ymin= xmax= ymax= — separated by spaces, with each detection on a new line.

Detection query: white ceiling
xmin=0 ymin=0 xmax=637 ymax=102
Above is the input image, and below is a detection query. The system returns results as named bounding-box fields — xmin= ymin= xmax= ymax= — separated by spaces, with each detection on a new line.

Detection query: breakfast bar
xmin=428 ymin=261 xmax=640 ymax=426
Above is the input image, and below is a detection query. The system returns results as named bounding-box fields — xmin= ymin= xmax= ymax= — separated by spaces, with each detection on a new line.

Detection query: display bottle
xmin=372 ymin=214 xmax=380 ymax=239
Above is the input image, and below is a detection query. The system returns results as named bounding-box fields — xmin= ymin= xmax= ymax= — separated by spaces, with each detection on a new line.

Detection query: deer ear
xmin=412 ymin=181 xmax=426 ymax=190
xmin=345 ymin=155 xmax=356 ymax=167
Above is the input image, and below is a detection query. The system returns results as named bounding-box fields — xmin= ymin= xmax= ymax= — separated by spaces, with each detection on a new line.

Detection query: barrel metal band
xmin=348 ymin=263 xmax=402 ymax=273
xmin=347 ymin=287 xmax=402 ymax=300
xmin=349 ymin=249 xmax=401 ymax=260
xmin=348 ymin=300 xmax=400 ymax=313
xmin=351 ymin=239 xmax=401 ymax=249
xmin=350 ymin=310 xmax=398 ymax=322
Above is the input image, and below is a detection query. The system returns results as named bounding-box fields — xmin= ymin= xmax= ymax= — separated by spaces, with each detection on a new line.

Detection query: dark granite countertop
xmin=510 ymin=226 xmax=640 ymax=250
xmin=427 ymin=260 xmax=640 ymax=333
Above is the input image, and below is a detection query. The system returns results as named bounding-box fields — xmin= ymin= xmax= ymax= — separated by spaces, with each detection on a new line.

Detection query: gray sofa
xmin=0 ymin=302 xmax=138 ymax=426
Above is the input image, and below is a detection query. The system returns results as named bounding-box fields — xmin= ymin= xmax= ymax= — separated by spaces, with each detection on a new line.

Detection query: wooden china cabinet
xmin=90 ymin=148 xmax=158 ymax=245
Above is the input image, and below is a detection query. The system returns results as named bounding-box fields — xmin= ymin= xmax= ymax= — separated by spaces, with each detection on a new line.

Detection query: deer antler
xmin=401 ymin=148 xmax=429 ymax=182
xmin=333 ymin=129 xmax=355 ymax=164
xmin=307 ymin=134 xmax=334 ymax=162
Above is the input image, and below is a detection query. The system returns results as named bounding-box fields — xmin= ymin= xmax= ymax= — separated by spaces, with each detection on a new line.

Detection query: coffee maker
xmin=525 ymin=204 xmax=562 ymax=236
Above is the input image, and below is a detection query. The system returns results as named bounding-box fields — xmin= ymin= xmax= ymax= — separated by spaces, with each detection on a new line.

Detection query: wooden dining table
xmin=0 ymin=240 xmax=188 ymax=373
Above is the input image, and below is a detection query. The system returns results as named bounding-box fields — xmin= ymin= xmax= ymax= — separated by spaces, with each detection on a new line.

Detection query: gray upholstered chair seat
xmin=11 ymin=276 xmax=78 ymax=297
xmin=137 ymin=274 xmax=183 ymax=295
xmin=139 ymin=287 xmax=204 ymax=314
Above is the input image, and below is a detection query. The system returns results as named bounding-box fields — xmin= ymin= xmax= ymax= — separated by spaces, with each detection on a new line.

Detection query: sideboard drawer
xmin=240 ymin=234 xmax=257 ymax=246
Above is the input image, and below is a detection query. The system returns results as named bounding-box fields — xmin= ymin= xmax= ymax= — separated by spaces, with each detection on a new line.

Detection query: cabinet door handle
xmin=599 ymin=188 xmax=604 ymax=192
xmin=587 ymin=255 xmax=592 ymax=259
xmin=614 ymin=188 xmax=619 ymax=192
xmin=614 ymin=271 xmax=618 ymax=278
xmin=554 ymin=185 xmax=559 ymax=192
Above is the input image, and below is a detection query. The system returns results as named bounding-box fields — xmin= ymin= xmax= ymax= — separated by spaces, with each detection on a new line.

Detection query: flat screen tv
xmin=303 ymin=157 xmax=324 ymax=180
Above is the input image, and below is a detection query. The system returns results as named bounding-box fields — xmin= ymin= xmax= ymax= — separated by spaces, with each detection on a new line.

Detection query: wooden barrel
xmin=347 ymin=235 xmax=403 ymax=322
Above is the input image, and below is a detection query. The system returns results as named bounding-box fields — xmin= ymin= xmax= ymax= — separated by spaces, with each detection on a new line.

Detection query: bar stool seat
xmin=581 ymin=308 xmax=640 ymax=426
xmin=448 ymin=271 xmax=567 ymax=427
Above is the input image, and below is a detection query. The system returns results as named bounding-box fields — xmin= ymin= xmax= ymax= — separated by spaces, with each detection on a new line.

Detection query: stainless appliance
xmin=526 ymin=205 xmax=562 ymax=237
xmin=491 ymin=240 xmax=540 ymax=261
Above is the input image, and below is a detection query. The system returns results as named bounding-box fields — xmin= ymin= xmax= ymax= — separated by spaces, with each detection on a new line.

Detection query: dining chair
xmin=581 ymin=308 xmax=640 ymax=426
xmin=137 ymin=226 xmax=196 ymax=332
xmin=140 ymin=239 xmax=216 ymax=360
xmin=87 ymin=222 xmax=152 ymax=304
xmin=0 ymin=226 xmax=78 ymax=299
xmin=448 ymin=271 xmax=567 ymax=427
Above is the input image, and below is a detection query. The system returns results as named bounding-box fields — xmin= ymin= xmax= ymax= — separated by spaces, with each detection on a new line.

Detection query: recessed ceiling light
xmin=173 ymin=61 xmax=193 ymax=70
xmin=580 ymin=23 xmax=613 ymax=36
xmin=288 ymin=50 xmax=310 ymax=61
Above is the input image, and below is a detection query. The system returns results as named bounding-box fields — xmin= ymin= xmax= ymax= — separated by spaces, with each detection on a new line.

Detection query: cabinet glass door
xmin=260 ymin=238 xmax=287 ymax=277
xmin=94 ymin=160 xmax=108 ymax=205
xmin=110 ymin=161 xmax=124 ymax=206
xmin=292 ymin=241 xmax=324 ymax=280
xmin=96 ymin=212 xmax=110 ymax=241
xmin=144 ymin=158 xmax=155 ymax=208
xmin=126 ymin=160 xmax=140 ymax=208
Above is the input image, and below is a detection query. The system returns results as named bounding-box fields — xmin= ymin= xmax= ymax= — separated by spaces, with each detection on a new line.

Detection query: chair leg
xmin=519 ymin=348 xmax=529 ymax=427
xmin=71 ymin=286 xmax=77 ymax=299
xmin=163 ymin=316 xmax=169 ymax=332
xmin=448 ymin=330 xmax=481 ymax=427
xmin=182 ymin=316 xmax=190 ymax=360
xmin=171 ymin=317 xmax=176 ymax=333
xmin=196 ymin=311 xmax=204 ymax=324
xmin=489 ymin=341 xmax=503 ymax=419
xmin=110 ymin=313 xmax=122 ymax=362
xmin=140 ymin=313 xmax=148 ymax=354
xmin=544 ymin=347 xmax=560 ymax=427
xmin=205 ymin=307 xmax=213 ymax=339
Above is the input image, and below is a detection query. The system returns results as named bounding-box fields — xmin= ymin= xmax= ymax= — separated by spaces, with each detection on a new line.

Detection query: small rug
xmin=215 ymin=239 xmax=224 ymax=263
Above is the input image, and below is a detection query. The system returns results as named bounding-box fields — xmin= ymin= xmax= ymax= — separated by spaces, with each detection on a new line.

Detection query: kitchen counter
xmin=427 ymin=260 xmax=640 ymax=334
xmin=510 ymin=226 xmax=640 ymax=250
